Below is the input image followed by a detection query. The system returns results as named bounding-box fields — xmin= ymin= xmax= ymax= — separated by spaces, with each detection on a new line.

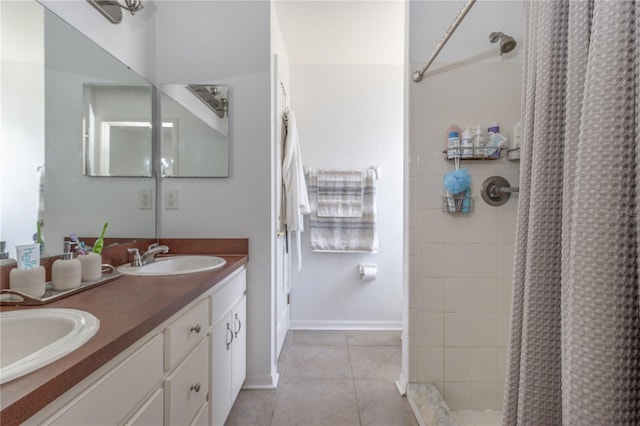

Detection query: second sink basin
xmin=0 ymin=308 xmax=100 ymax=384
xmin=117 ymin=255 xmax=226 ymax=276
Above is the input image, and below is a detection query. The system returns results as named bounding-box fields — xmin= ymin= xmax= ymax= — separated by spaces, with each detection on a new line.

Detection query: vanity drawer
xmin=164 ymin=338 xmax=209 ymax=426
xmin=164 ymin=298 xmax=209 ymax=370
xmin=49 ymin=334 xmax=163 ymax=426
xmin=211 ymin=269 xmax=246 ymax=326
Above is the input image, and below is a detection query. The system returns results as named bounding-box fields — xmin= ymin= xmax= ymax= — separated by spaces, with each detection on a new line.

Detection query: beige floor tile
xmin=347 ymin=330 xmax=401 ymax=346
xmin=282 ymin=345 xmax=352 ymax=382
xmin=225 ymin=389 xmax=277 ymax=426
xmin=349 ymin=345 xmax=402 ymax=382
xmin=355 ymin=379 xmax=419 ymax=426
xmin=271 ymin=379 xmax=360 ymax=426
xmin=291 ymin=330 xmax=347 ymax=346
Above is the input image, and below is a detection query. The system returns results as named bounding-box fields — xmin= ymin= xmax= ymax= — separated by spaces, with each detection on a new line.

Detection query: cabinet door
xmin=210 ymin=317 xmax=233 ymax=426
xmin=231 ymin=296 xmax=246 ymax=400
xmin=49 ymin=334 xmax=163 ymax=426
xmin=123 ymin=388 xmax=163 ymax=426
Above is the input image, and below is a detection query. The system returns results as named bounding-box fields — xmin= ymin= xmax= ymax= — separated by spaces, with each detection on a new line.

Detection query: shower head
xmin=489 ymin=31 xmax=517 ymax=55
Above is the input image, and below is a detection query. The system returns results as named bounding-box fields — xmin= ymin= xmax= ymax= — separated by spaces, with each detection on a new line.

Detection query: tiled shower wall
xmin=408 ymin=61 xmax=522 ymax=410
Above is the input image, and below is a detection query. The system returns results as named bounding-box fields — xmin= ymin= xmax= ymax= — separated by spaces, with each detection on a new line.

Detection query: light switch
xmin=139 ymin=189 xmax=152 ymax=210
xmin=166 ymin=190 xmax=179 ymax=210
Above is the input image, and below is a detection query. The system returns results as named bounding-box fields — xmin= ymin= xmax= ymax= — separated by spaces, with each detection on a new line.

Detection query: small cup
xmin=78 ymin=252 xmax=102 ymax=281
xmin=10 ymin=266 xmax=46 ymax=298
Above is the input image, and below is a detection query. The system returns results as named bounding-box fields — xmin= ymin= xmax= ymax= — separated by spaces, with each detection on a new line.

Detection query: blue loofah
xmin=443 ymin=168 xmax=471 ymax=194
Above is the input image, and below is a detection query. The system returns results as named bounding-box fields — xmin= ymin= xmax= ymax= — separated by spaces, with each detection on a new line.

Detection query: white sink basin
xmin=117 ymin=255 xmax=226 ymax=276
xmin=0 ymin=308 xmax=100 ymax=384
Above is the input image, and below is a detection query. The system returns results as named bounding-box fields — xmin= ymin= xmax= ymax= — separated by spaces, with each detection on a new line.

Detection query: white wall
xmin=289 ymin=64 xmax=405 ymax=329
xmin=408 ymin=0 xmax=524 ymax=410
xmin=154 ymin=1 xmax=276 ymax=388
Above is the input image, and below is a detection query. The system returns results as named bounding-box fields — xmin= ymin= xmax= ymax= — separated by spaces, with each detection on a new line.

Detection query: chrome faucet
xmin=141 ymin=243 xmax=169 ymax=264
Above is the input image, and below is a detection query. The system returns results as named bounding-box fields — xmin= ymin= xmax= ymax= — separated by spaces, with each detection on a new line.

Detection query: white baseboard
xmin=289 ymin=320 xmax=402 ymax=330
xmin=243 ymin=372 xmax=279 ymax=390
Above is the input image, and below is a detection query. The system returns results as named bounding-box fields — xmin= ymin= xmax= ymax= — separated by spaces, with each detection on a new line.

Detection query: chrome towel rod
xmin=412 ymin=0 xmax=476 ymax=83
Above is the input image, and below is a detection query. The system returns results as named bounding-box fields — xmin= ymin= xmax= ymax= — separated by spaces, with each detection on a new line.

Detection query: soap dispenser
xmin=52 ymin=241 xmax=81 ymax=291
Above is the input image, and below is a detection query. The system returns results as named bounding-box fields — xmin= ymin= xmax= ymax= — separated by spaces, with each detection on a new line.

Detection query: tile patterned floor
xmin=225 ymin=330 xmax=418 ymax=426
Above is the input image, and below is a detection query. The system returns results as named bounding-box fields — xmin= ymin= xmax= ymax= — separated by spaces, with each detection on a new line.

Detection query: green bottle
xmin=92 ymin=222 xmax=109 ymax=254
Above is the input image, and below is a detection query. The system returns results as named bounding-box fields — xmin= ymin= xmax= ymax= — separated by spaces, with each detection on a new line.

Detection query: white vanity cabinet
xmin=210 ymin=269 xmax=247 ymax=426
xmin=26 ymin=266 xmax=247 ymax=426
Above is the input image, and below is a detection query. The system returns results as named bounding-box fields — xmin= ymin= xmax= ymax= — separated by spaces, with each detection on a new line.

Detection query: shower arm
xmin=412 ymin=0 xmax=476 ymax=83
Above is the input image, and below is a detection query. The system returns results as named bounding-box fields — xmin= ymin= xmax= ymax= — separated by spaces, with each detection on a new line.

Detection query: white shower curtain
xmin=503 ymin=1 xmax=639 ymax=424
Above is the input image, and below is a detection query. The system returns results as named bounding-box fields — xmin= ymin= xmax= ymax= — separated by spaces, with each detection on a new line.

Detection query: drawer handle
xmin=234 ymin=313 xmax=242 ymax=338
xmin=190 ymin=383 xmax=201 ymax=393
xmin=226 ymin=322 xmax=234 ymax=350
xmin=190 ymin=324 xmax=201 ymax=334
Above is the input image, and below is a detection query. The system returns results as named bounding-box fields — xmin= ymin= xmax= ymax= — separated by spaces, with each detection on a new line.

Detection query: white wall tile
xmin=496 ymin=209 xmax=517 ymax=243
xmin=444 ymin=244 xmax=470 ymax=278
xmin=496 ymin=243 xmax=515 ymax=278
xmin=470 ymin=348 xmax=497 ymax=382
xmin=417 ymin=104 xmax=446 ymax=141
xmin=417 ymin=312 xmax=444 ymax=347
xmin=444 ymin=66 xmax=474 ymax=105
xmin=443 ymin=214 xmax=471 ymax=244
xmin=417 ymin=277 xmax=444 ymax=312
xmin=444 ymin=381 xmax=471 ymax=410
xmin=417 ymin=347 xmax=444 ymax=382
xmin=469 ymin=209 xmax=497 ymax=244
xmin=418 ymin=243 xmax=445 ymax=278
xmin=496 ymin=347 xmax=508 ymax=382
xmin=471 ymin=278 xmax=497 ymax=313
xmin=470 ymin=313 xmax=497 ymax=347
xmin=418 ymin=208 xmax=444 ymax=243
xmin=444 ymin=278 xmax=471 ymax=312
xmin=444 ymin=313 xmax=470 ymax=346
xmin=444 ymin=347 xmax=470 ymax=381
xmin=469 ymin=243 xmax=498 ymax=278
xmin=496 ymin=278 xmax=513 ymax=313
xmin=470 ymin=63 xmax=500 ymax=106
xmin=497 ymin=381 xmax=505 ymax=410
xmin=470 ymin=382 xmax=498 ymax=410
xmin=496 ymin=313 xmax=511 ymax=347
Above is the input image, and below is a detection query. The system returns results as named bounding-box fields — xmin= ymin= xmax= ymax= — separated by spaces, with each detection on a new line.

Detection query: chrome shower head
xmin=489 ymin=32 xmax=517 ymax=55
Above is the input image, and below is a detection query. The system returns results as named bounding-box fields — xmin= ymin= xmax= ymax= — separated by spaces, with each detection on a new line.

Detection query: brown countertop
xmin=0 ymin=254 xmax=248 ymax=425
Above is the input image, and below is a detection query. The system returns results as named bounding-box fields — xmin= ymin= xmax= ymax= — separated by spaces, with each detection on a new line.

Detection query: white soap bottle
xmin=52 ymin=241 xmax=81 ymax=290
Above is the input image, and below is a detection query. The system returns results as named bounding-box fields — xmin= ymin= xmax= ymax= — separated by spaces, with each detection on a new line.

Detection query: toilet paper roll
xmin=359 ymin=265 xmax=377 ymax=281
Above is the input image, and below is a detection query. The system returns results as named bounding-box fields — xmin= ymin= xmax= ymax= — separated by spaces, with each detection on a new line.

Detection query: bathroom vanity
xmin=0 ymin=252 xmax=247 ymax=426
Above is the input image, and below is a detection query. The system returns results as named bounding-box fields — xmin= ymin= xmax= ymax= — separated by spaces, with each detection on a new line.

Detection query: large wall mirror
xmin=160 ymin=84 xmax=229 ymax=177
xmin=0 ymin=1 xmax=156 ymax=257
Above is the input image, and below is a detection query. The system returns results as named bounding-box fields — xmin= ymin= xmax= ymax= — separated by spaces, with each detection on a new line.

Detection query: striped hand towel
xmin=308 ymin=169 xmax=378 ymax=253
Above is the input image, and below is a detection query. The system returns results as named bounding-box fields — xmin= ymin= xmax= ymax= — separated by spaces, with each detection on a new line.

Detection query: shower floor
xmin=407 ymin=383 xmax=502 ymax=426
xmin=450 ymin=410 xmax=502 ymax=426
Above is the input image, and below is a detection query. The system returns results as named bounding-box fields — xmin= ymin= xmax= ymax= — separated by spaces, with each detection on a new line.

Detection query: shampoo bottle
xmin=52 ymin=241 xmax=81 ymax=291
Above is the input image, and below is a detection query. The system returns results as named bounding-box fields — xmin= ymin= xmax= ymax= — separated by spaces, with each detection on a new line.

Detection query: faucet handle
xmin=127 ymin=248 xmax=143 ymax=267
xmin=147 ymin=243 xmax=159 ymax=251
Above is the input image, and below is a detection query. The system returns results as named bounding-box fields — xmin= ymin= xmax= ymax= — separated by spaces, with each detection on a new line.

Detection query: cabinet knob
xmin=190 ymin=383 xmax=201 ymax=393
xmin=190 ymin=324 xmax=201 ymax=333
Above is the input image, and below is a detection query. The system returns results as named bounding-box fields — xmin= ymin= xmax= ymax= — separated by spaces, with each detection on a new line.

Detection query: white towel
xmin=308 ymin=169 xmax=378 ymax=253
xmin=282 ymin=110 xmax=310 ymax=271
xmin=316 ymin=170 xmax=364 ymax=218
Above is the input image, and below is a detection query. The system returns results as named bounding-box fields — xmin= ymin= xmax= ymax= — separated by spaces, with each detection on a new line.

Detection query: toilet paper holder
xmin=358 ymin=264 xmax=377 ymax=281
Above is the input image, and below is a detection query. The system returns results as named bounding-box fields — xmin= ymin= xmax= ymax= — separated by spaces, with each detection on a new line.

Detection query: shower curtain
xmin=503 ymin=1 xmax=639 ymax=425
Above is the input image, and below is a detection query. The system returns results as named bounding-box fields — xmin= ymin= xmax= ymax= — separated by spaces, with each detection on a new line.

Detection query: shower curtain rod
xmin=412 ymin=0 xmax=476 ymax=83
